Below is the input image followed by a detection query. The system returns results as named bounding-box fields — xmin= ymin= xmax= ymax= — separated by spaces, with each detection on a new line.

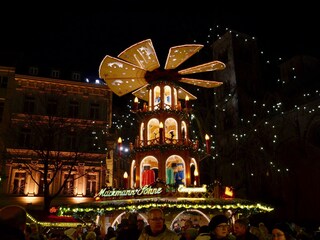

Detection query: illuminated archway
xmin=111 ymin=211 xmax=148 ymax=228
xmin=165 ymin=118 xmax=178 ymax=140
xmin=165 ymin=155 xmax=185 ymax=186
xmin=130 ymin=160 xmax=136 ymax=188
xmin=147 ymin=118 xmax=160 ymax=142
xmin=170 ymin=209 xmax=210 ymax=230
xmin=140 ymin=156 xmax=158 ymax=186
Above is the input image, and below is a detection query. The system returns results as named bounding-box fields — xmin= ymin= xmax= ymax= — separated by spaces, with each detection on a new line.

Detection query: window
xmin=66 ymin=132 xmax=77 ymax=151
xmin=72 ymin=72 xmax=81 ymax=81
xmin=19 ymin=128 xmax=31 ymax=147
xmin=164 ymin=85 xmax=171 ymax=109
xmin=89 ymin=103 xmax=100 ymax=120
xmin=38 ymin=172 xmax=51 ymax=194
xmin=86 ymin=174 xmax=97 ymax=196
xmin=68 ymin=101 xmax=79 ymax=118
xmin=51 ymin=69 xmax=60 ymax=78
xmin=23 ymin=96 xmax=35 ymax=114
xmin=12 ymin=172 xmax=26 ymax=194
xmin=87 ymin=135 xmax=98 ymax=152
xmin=0 ymin=76 xmax=8 ymax=88
xmin=153 ymin=86 xmax=161 ymax=110
xmin=47 ymin=99 xmax=57 ymax=116
xmin=29 ymin=67 xmax=39 ymax=75
xmin=63 ymin=174 xmax=74 ymax=195
xmin=0 ymin=102 xmax=4 ymax=122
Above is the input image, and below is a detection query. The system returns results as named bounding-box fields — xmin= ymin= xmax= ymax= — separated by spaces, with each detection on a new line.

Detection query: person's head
xmin=209 ymin=214 xmax=229 ymax=239
xmin=144 ymin=164 xmax=151 ymax=171
xmin=234 ymin=218 xmax=249 ymax=237
xmin=259 ymin=222 xmax=269 ymax=235
xmin=29 ymin=223 xmax=39 ymax=233
xmin=76 ymin=224 xmax=83 ymax=234
xmin=120 ymin=218 xmax=129 ymax=230
xmin=184 ymin=220 xmax=193 ymax=230
xmin=128 ymin=212 xmax=138 ymax=225
xmin=173 ymin=221 xmax=181 ymax=233
xmin=185 ymin=228 xmax=198 ymax=240
xmin=177 ymin=163 xmax=184 ymax=171
xmin=272 ymin=222 xmax=295 ymax=240
xmin=137 ymin=219 xmax=145 ymax=231
xmin=85 ymin=231 xmax=96 ymax=240
xmin=107 ymin=226 xmax=115 ymax=233
xmin=48 ymin=232 xmax=60 ymax=240
xmin=0 ymin=205 xmax=27 ymax=232
xmin=147 ymin=208 xmax=165 ymax=235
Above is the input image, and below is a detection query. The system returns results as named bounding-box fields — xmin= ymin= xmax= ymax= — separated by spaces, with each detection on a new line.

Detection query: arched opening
xmin=140 ymin=156 xmax=158 ymax=186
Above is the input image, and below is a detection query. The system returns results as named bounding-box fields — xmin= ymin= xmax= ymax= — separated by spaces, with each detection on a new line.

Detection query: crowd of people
xmin=0 ymin=205 xmax=319 ymax=240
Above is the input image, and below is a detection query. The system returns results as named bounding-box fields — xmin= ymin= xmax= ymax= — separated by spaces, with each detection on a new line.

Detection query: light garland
xmin=58 ymin=198 xmax=274 ymax=216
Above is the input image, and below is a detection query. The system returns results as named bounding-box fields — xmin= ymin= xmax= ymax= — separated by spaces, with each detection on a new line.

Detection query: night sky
xmin=1 ymin=8 xmax=319 ymax=77
xmin=1 ymin=7 xmax=320 ymax=226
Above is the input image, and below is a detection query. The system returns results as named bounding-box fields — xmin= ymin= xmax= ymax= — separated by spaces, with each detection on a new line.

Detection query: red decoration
xmin=142 ymin=168 xmax=155 ymax=186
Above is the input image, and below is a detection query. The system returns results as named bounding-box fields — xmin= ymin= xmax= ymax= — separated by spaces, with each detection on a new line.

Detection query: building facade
xmin=0 ymin=65 xmax=115 ymax=211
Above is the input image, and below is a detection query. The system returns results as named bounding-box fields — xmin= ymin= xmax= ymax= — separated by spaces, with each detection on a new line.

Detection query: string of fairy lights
xmin=110 ymin=24 xmax=319 ymax=183
xmin=195 ymin=25 xmax=320 ymax=177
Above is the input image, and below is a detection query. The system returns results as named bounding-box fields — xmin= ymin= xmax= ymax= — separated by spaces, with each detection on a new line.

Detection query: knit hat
xmin=209 ymin=214 xmax=228 ymax=230
xmin=273 ymin=222 xmax=295 ymax=237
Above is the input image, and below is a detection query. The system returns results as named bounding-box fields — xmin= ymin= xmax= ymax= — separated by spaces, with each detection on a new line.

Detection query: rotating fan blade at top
xmin=178 ymin=60 xmax=226 ymax=75
xmin=164 ymin=44 xmax=204 ymax=70
xmin=118 ymin=39 xmax=160 ymax=71
xmin=99 ymin=38 xmax=226 ymax=98
xmin=99 ymin=55 xmax=148 ymax=96
xmin=180 ymin=78 xmax=223 ymax=88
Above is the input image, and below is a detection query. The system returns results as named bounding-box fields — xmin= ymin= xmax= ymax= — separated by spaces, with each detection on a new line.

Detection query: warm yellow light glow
xmin=21 ymin=196 xmax=42 ymax=205
xmin=123 ymin=172 xmax=128 ymax=178
xmin=178 ymin=60 xmax=226 ymax=75
xmin=70 ymin=196 xmax=88 ymax=204
xmin=134 ymin=97 xmax=138 ymax=103
xmin=194 ymin=169 xmax=199 ymax=176
xmin=159 ymin=122 xmax=164 ymax=128
xmin=205 ymin=134 xmax=210 ymax=140
xmin=118 ymin=137 xmax=122 ymax=143
xmin=225 ymin=186 xmax=234 ymax=197
xmin=178 ymin=185 xmax=207 ymax=193
xmin=164 ymin=44 xmax=204 ymax=69
xmin=185 ymin=95 xmax=189 ymax=101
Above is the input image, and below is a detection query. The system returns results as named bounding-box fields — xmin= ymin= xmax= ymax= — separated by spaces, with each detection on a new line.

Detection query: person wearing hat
xmin=0 ymin=205 xmax=27 ymax=240
xmin=271 ymin=222 xmax=296 ymax=240
xmin=208 ymin=214 xmax=233 ymax=240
